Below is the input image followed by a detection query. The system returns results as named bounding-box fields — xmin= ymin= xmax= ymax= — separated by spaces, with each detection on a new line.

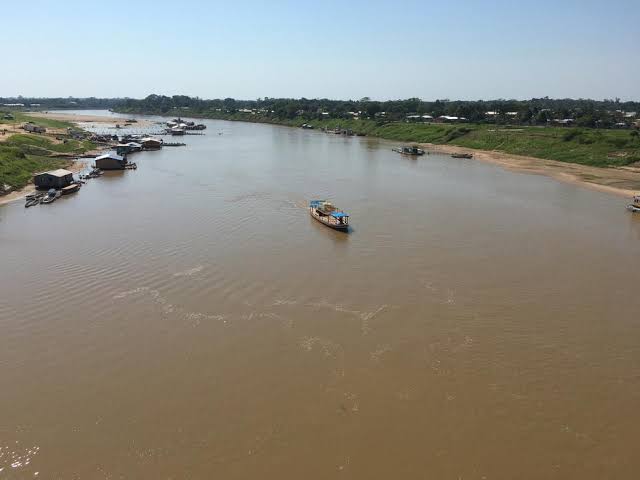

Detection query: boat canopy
xmin=310 ymin=200 xmax=327 ymax=207
xmin=331 ymin=212 xmax=348 ymax=218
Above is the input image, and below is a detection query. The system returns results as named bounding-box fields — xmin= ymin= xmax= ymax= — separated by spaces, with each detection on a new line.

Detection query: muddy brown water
xmin=2 ymin=112 xmax=640 ymax=479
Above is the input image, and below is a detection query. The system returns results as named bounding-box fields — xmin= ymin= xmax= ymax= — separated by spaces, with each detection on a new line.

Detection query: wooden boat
xmin=61 ymin=183 xmax=81 ymax=195
xmin=451 ymin=153 xmax=473 ymax=159
xmin=627 ymin=195 xmax=640 ymax=212
xmin=393 ymin=146 xmax=425 ymax=155
xmin=25 ymin=197 xmax=40 ymax=208
xmin=309 ymin=200 xmax=349 ymax=231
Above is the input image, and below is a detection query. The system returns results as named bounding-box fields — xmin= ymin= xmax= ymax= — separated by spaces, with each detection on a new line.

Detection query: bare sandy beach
xmin=29 ymin=111 xmax=152 ymax=128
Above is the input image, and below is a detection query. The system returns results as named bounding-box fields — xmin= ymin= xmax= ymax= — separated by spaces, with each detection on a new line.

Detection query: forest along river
xmin=1 ymin=111 xmax=640 ymax=479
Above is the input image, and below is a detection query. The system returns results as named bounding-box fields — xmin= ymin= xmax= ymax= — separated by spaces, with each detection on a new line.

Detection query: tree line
xmin=3 ymin=95 xmax=639 ymax=128
xmin=117 ymin=95 xmax=640 ymax=128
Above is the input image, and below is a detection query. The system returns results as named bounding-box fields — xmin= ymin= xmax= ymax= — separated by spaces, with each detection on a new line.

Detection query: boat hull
xmin=627 ymin=204 xmax=640 ymax=213
xmin=61 ymin=184 xmax=80 ymax=195
xmin=393 ymin=148 xmax=424 ymax=155
xmin=310 ymin=209 xmax=349 ymax=231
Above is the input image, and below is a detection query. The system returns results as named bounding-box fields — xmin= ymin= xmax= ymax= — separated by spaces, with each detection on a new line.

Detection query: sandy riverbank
xmin=421 ymin=143 xmax=640 ymax=198
xmin=0 ymin=159 xmax=88 ymax=206
xmin=29 ymin=111 xmax=153 ymax=128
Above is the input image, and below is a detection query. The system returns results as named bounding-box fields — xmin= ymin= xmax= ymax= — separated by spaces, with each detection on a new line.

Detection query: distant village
xmin=227 ymin=106 xmax=640 ymax=129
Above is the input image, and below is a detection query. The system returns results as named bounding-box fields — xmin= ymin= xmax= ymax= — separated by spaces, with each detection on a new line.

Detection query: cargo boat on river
xmin=309 ymin=200 xmax=350 ymax=231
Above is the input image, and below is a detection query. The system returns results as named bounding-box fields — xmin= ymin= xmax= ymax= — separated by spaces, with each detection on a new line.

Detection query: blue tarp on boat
xmin=331 ymin=212 xmax=348 ymax=218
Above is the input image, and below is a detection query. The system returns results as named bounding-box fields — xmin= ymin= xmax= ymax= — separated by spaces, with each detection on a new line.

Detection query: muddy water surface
xmin=1 ymin=113 xmax=640 ymax=478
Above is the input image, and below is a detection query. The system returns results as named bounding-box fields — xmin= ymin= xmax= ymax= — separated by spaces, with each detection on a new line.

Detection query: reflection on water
xmin=1 ymin=112 xmax=640 ymax=478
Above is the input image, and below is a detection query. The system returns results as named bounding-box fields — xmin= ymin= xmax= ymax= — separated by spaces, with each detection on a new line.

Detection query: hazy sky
xmin=2 ymin=0 xmax=638 ymax=100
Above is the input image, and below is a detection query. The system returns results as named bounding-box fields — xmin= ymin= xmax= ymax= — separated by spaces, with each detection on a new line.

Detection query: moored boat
xmin=25 ymin=197 xmax=41 ymax=208
xmin=393 ymin=146 xmax=425 ymax=155
xmin=451 ymin=152 xmax=473 ymax=159
xmin=61 ymin=183 xmax=81 ymax=195
xmin=309 ymin=200 xmax=350 ymax=231
xmin=41 ymin=189 xmax=58 ymax=204
xmin=627 ymin=195 xmax=640 ymax=212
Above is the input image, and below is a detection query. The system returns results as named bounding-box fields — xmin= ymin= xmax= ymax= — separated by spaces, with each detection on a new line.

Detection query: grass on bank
xmin=3 ymin=134 xmax=94 ymax=155
xmin=144 ymin=108 xmax=640 ymax=168
xmin=0 ymin=113 xmax=95 ymax=190
xmin=298 ymin=119 xmax=640 ymax=167
xmin=0 ymin=146 xmax=72 ymax=189
xmin=0 ymin=111 xmax=75 ymax=129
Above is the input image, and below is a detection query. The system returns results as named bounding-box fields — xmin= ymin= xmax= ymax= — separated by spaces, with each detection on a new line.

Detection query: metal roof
xmin=95 ymin=152 xmax=124 ymax=161
xmin=37 ymin=169 xmax=73 ymax=177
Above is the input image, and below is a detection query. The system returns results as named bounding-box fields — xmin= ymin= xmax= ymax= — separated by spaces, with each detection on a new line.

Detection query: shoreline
xmin=0 ymin=159 xmax=89 ymax=206
xmin=421 ymin=143 xmax=640 ymax=198
xmin=1 ymin=111 xmax=121 ymax=207
xmin=221 ymin=116 xmax=640 ymax=198
xmin=119 ymin=109 xmax=640 ymax=198
xmin=105 ymin=110 xmax=640 ymax=199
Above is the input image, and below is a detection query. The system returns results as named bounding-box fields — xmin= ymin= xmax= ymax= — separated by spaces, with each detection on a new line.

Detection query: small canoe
xmin=310 ymin=200 xmax=349 ymax=231
xmin=451 ymin=153 xmax=473 ymax=159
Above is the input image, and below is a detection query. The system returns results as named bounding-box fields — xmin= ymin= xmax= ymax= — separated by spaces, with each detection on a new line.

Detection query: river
xmin=1 ymin=111 xmax=640 ymax=478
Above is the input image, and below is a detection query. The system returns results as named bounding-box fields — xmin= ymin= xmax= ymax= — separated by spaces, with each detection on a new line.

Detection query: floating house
xmin=34 ymin=169 xmax=74 ymax=189
xmin=116 ymin=142 xmax=143 ymax=155
xmin=23 ymin=122 xmax=46 ymax=133
xmin=95 ymin=152 xmax=128 ymax=170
